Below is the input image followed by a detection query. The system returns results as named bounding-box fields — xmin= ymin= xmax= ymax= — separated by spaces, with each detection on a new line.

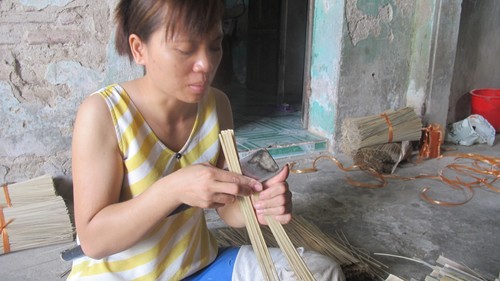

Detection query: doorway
xmin=214 ymin=0 xmax=326 ymax=158
xmin=213 ymin=0 xmax=309 ymax=121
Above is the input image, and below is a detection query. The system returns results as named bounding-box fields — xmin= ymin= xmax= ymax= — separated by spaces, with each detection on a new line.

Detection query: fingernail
xmin=253 ymin=182 xmax=263 ymax=191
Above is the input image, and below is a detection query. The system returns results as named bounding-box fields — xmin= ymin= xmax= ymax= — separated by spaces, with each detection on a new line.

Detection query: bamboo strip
xmin=1 ymin=175 xmax=57 ymax=207
xmin=266 ymin=217 xmax=315 ymax=280
xmin=219 ymin=130 xmax=279 ymax=281
xmin=220 ymin=130 xmax=317 ymax=280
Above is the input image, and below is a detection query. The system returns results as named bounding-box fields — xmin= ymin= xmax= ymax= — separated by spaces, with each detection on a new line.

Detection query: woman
xmin=69 ymin=0 xmax=344 ymax=280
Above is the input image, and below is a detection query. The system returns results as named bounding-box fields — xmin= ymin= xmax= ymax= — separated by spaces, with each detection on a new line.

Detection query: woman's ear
xmin=129 ymin=34 xmax=147 ymax=65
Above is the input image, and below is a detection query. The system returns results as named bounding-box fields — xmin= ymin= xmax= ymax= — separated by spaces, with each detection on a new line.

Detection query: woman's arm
xmin=72 ymin=94 xmax=184 ymax=259
xmin=72 ymin=93 xmax=261 ymax=259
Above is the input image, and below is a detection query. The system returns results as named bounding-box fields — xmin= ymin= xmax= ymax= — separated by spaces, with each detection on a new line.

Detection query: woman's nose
xmin=193 ymin=48 xmax=219 ymax=73
xmin=193 ymin=58 xmax=209 ymax=72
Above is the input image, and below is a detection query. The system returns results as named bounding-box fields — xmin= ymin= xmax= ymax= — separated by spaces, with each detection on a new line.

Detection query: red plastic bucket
xmin=470 ymin=88 xmax=500 ymax=132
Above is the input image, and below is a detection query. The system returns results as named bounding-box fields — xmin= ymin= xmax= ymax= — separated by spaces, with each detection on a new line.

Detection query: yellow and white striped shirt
xmin=68 ymin=84 xmax=220 ymax=280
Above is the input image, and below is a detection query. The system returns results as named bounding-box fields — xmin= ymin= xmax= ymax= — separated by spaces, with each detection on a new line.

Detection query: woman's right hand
xmin=167 ymin=163 xmax=263 ymax=209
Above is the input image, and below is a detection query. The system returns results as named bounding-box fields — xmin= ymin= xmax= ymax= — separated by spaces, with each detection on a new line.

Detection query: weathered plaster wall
xmin=339 ymin=0 xmax=414 ymax=128
xmin=308 ymin=0 xmax=461 ymax=152
xmin=449 ymin=0 xmax=500 ymax=124
xmin=309 ymin=0 xmax=417 ymax=151
xmin=0 ymin=0 xmax=141 ymax=182
xmin=307 ymin=0 xmax=345 ymax=146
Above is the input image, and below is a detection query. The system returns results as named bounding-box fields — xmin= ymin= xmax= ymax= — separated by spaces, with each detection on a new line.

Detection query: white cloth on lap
xmin=232 ymin=245 xmax=345 ymax=281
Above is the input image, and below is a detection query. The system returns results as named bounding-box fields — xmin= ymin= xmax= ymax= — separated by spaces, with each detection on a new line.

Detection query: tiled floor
xmin=222 ymin=83 xmax=327 ymax=159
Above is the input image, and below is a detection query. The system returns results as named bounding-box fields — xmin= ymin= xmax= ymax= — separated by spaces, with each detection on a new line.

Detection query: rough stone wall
xmin=0 ymin=0 xmax=130 ymax=182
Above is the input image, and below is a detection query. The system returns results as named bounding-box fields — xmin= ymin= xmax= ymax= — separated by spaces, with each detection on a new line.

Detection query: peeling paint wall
xmin=307 ymin=0 xmax=345 ymax=145
xmin=340 ymin=0 xmax=415 ymax=119
xmin=0 ymin=0 xmax=142 ymax=182
xmin=309 ymin=0 xmax=417 ymax=151
xmin=308 ymin=0 xmax=461 ymax=152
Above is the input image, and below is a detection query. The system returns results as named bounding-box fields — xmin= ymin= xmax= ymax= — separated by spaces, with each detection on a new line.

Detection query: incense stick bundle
xmin=219 ymin=130 xmax=315 ymax=281
xmin=1 ymin=175 xmax=57 ymax=207
xmin=341 ymin=107 xmax=422 ymax=156
xmin=0 ymin=196 xmax=73 ymax=255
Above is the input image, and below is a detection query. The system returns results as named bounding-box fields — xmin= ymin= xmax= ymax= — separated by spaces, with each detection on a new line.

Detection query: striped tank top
xmin=68 ymin=84 xmax=220 ymax=280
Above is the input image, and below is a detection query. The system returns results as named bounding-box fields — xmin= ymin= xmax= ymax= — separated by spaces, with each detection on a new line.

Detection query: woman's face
xmin=139 ymin=23 xmax=223 ymax=103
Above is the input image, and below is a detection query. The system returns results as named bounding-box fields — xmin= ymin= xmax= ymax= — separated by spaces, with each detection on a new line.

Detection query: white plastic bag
xmin=446 ymin=114 xmax=496 ymax=146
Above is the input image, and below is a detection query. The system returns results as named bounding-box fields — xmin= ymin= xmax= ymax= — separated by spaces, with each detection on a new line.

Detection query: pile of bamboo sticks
xmin=219 ymin=130 xmax=386 ymax=280
xmin=214 ymin=215 xmax=387 ymax=280
xmin=1 ymin=175 xmax=73 ymax=255
xmin=376 ymin=253 xmax=493 ymax=281
xmin=341 ymin=107 xmax=422 ymax=157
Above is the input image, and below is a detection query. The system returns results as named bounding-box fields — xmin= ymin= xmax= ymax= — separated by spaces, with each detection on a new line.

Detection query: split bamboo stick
xmin=219 ymin=130 xmax=315 ymax=281
xmin=219 ymin=130 xmax=279 ymax=281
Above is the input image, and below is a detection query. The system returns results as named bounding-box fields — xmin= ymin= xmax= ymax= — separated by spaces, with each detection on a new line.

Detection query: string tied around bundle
xmin=380 ymin=113 xmax=393 ymax=143
xmin=0 ymin=207 xmax=13 ymax=254
xmin=2 ymin=184 xmax=12 ymax=207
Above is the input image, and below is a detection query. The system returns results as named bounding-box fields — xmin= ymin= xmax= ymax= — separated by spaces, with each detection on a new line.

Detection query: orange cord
xmin=380 ymin=113 xmax=394 ymax=143
xmin=2 ymin=184 xmax=12 ymax=207
xmin=290 ymin=153 xmax=499 ymax=206
xmin=0 ymin=207 xmax=12 ymax=254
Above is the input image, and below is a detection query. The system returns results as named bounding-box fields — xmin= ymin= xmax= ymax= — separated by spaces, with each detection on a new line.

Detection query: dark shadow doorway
xmin=213 ymin=0 xmax=309 ymax=127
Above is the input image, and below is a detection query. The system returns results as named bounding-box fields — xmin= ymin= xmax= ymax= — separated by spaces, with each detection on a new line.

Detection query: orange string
xmin=2 ymin=184 xmax=12 ymax=207
xmin=0 ymin=207 xmax=12 ymax=254
xmin=380 ymin=113 xmax=394 ymax=143
xmin=290 ymin=153 xmax=499 ymax=206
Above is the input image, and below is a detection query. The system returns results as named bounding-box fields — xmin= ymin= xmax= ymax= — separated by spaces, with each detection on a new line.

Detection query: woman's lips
xmin=189 ymin=82 xmax=207 ymax=93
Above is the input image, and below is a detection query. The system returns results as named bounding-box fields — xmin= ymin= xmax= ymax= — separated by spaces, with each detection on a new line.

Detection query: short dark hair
xmin=114 ymin=0 xmax=225 ymax=60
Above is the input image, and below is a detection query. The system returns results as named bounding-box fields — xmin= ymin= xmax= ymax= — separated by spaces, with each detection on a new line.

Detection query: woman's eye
xmin=174 ymin=43 xmax=196 ymax=55
xmin=176 ymin=48 xmax=195 ymax=55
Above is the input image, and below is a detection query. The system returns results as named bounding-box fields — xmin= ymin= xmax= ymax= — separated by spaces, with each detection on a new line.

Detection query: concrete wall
xmin=339 ymin=0 xmax=414 ymax=131
xmin=448 ymin=0 xmax=500 ymax=124
xmin=307 ymin=0 xmax=462 ymax=152
xmin=0 ymin=0 xmax=141 ymax=182
xmin=2 ymin=0 xmax=494 ymax=182
xmin=307 ymin=0 xmax=344 ymax=147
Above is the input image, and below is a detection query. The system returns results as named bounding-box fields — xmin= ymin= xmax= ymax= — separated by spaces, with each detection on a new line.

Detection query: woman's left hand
xmin=252 ymin=164 xmax=292 ymax=225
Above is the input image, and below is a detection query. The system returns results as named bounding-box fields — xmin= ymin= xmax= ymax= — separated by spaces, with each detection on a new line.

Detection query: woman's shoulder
xmin=76 ymin=84 xmax=124 ymax=124
xmin=209 ymin=87 xmax=230 ymax=106
xmin=209 ymin=87 xmax=233 ymax=130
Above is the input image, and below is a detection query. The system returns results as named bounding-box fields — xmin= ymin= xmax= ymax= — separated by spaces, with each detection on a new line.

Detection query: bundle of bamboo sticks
xmin=341 ymin=107 xmax=422 ymax=157
xmin=0 ymin=175 xmax=73 ymax=255
xmin=219 ymin=130 xmax=315 ymax=281
xmin=1 ymin=174 xmax=56 ymax=207
xmin=1 ymin=196 xmax=73 ymax=254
